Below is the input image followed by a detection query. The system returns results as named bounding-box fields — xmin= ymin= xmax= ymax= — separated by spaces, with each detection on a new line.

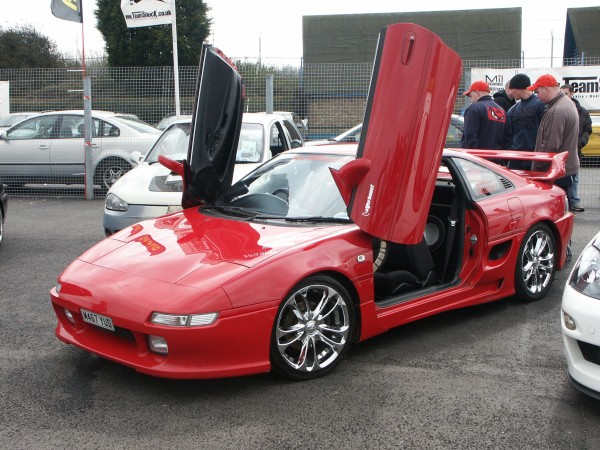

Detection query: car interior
xmin=373 ymin=161 xmax=465 ymax=303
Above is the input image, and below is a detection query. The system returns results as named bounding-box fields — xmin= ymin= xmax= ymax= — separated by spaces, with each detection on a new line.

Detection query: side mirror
xmin=0 ymin=130 xmax=7 ymax=140
xmin=291 ymin=139 xmax=303 ymax=149
xmin=129 ymin=151 xmax=143 ymax=165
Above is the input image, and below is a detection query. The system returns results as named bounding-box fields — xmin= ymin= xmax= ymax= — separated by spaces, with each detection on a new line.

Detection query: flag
xmin=51 ymin=0 xmax=82 ymax=23
xmin=121 ymin=0 xmax=175 ymax=28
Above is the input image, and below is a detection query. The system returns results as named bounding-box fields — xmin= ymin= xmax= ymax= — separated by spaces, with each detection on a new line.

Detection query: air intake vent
xmin=500 ymin=177 xmax=514 ymax=190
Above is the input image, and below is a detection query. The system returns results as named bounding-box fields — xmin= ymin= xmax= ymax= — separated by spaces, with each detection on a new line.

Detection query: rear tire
xmin=94 ymin=158 xmax=131 ymax=194
xmin=514 ymin=223 xmax=556 ymax=302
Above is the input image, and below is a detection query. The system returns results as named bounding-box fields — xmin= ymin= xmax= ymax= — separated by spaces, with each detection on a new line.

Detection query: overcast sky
xmin=4 ymin=0 xmax=600 ymax=67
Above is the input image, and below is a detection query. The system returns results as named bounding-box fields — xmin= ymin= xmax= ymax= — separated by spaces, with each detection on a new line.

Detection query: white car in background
xmin=103 ymin=112 xmax=304 ymax=235
xmin=306 ymin=114 xmax=464 ymax=147
xmin=561 ymin=230 xmax=600 ymax=400
xmin=0 ymin=110 xmax=160 ymax=192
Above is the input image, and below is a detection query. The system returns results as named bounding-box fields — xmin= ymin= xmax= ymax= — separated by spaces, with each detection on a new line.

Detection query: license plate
xmin=81 ymin=308 xmax=115 ymax=331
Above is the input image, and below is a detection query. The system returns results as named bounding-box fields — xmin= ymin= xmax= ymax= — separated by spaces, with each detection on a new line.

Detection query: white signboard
xmin=0 ymin=81 xmax=9 ymax=118
xmin=470 ymin=66 xmax=600 ymax=112
xmin=120 ymin=0 xmax=175 ymax=28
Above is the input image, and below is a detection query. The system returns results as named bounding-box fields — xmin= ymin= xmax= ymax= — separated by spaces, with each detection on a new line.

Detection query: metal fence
xmin=1 ymin=57 xmax=599 ymax=207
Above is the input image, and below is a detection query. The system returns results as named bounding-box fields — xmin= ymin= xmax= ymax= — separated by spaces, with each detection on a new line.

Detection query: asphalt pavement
xmin=1 ymin=197 xmax=599 ymax=449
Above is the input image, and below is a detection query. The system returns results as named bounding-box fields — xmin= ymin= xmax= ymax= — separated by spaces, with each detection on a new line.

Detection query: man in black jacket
xmin=460 ymin=80 xmax=511 ymax=149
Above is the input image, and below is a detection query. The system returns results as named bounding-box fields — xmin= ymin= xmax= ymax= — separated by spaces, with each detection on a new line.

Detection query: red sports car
xmin=50 ymin=24 xmax=574 ymax=381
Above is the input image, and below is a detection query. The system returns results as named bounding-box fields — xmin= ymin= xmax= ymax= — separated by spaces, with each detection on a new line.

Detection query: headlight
xmin=569 ymin=242 xmax=600 ymax=299
xmin=151 ymin=312 xmax=218 ymax=327
xmin=105 ymin=193 xmax=128 ymax=211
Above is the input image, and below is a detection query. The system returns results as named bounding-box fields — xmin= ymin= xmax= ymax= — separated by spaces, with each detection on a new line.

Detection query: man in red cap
xmin=460 ymin=80 xmax=511 ymax=150
xmin=528 ymin=74 xmax=580 ymax=206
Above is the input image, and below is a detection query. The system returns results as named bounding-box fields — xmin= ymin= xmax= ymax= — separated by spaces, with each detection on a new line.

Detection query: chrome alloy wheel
xmin=520 ymin=227 xmax=555 ymax=296
xmin=275 ymin=282 xmax=352 ymax=376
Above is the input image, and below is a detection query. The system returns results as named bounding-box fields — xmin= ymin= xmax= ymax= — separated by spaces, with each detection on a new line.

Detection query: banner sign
xmin=51 ymin=0 xmax=82 ymax=23
xmin=120 ymin=0 xmax=175 ymax=28
xmin=470 ymin=66 xmax=600 ymax=112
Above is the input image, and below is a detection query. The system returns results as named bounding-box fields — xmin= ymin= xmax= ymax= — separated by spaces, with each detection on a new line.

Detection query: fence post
xmin=266 ymin=74 xmax=273 ymax=113
xmin=83 ymin=76 xmax=94 ymax=200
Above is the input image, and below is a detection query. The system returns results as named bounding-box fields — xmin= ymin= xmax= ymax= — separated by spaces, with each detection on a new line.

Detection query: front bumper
xmin=51 ymin=286 xmax=277 ymax=379
xmin=561 ymin=283 xmax=600 ymax=398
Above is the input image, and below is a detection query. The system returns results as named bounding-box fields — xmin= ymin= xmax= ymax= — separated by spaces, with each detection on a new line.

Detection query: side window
xmin=282 ymin=120 xmax=303 ymax=147
xmin=100 ymin=119 xmax=120 ymax=138
xmin=58 ymin=115 xmax=83 ymax=138
xmin=270 ymin=123 xmax=288 ymax=156
xmin=455 ymin=158 xmax=514 ymax=200
xmin=6 ymin=115 xmax=59 ymax=140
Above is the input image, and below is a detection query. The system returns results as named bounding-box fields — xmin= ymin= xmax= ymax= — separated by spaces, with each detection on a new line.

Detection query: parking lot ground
xmin=1 ymin=197 xmax=599 ymax=449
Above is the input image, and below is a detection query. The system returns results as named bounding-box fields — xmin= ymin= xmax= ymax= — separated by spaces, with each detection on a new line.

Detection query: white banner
xmin=470 ymin=66 xmax=600 ymax=112
xmin=120 ymin=0 xmax=175 ymax=28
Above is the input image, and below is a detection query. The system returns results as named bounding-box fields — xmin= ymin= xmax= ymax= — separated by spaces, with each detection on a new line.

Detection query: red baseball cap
xmin=464 ymin=80 xmax=491 ymax=96
xmin=527 ymin=74 xmax=559 ymax=91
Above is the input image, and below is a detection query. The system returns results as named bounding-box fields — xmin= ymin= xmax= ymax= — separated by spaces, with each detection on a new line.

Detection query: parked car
xmin=561 ymin=230 xmax=600 ymax=400
xmin=103 ymin=112 xmax=304 ymax=236
xmin=306 ymin=114 xmax=464 ymax=147
xmin=0 ymin=112 xmax=41 ymax=131
xmin=0 ymin=176 xmax=6 ymax=247
xmin=0 ymin=110 xmax=161 ymax=192
xmin=50 ymin=25 xmax=573 ymax=382
xmin=582 ymin=113 xmax=600 ymax=157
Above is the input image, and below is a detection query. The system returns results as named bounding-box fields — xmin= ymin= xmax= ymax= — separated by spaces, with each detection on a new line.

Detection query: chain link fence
xmin=1 ymin=57 xmax=599 ymax=207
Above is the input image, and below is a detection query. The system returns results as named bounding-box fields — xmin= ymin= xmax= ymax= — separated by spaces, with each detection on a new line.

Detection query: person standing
xmin=460 ymin=80 xmax=511 ymax=150
xmin=528 ymin=74 xmax=580 ymax=200
xmin=559 ymin=84 xmax=591 ymax=212
xmin=493 ymin=81 xmax=516 ymax=112
xmin=506 ymin=73 xmax=546 ymax=170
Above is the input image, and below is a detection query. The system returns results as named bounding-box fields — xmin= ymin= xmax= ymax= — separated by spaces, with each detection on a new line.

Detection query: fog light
xmin=148 ymin=335 xmax=168 ymax=355
xmin=563 ymin=311 xmax=577 ymax=331
xmin=64 ymin=308 xmax=75 ymax=324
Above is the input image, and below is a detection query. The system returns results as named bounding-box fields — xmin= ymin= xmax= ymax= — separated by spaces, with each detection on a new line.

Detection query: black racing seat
xmin=374 ymin=239 xmax=437 ymax=297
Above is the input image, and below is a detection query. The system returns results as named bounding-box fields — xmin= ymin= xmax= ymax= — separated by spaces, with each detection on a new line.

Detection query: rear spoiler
xmin=460 ymin=149 xmax=568 ymax=183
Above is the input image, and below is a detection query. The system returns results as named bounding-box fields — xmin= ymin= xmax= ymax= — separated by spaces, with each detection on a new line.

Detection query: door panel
xmin=346 ymin=23 xmax=462 ymax=244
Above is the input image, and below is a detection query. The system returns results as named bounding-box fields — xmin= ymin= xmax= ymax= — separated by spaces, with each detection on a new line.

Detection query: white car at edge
xmin=103 ymin=112 xmax=304 ymax=236
xmin=561 ymin=230 xmax=600 ymax=400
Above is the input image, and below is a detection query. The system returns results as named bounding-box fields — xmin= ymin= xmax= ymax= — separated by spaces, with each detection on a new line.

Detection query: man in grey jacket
xmin=528 ymin=74 xmax=580 ymax=199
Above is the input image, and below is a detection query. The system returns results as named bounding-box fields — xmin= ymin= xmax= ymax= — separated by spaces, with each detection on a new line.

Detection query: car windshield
xmin=147 ymin=122 xmax=268 ymax=165
xmin=208 ymin=152 xmax=354 ymax=221
xmin=146 ymin=123 xmax=191 ymax=163
xmin=235 ymin=123 xmax=264 ymax=163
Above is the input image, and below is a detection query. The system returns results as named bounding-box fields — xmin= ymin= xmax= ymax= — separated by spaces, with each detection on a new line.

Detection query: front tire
xmin=270 ymin=275 xmax=355 ymax=380
xmin=514 ymin=223 xmax=556 ymax=301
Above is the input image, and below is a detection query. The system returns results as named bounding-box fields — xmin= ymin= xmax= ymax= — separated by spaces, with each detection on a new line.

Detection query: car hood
xmin=78 ymin=208 xmax=353 ymax=285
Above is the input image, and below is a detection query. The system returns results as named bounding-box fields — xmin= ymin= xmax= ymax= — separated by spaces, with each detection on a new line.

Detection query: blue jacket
xmin=507 ymin=94 xmax=545 ymax=151
xmin=460 ymin=95 xmax=511 ymax=149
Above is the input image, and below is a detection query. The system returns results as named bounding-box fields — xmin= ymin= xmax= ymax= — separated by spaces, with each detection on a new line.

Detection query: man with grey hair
xmin=559 ymin=83 xmax=591 ymax=212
